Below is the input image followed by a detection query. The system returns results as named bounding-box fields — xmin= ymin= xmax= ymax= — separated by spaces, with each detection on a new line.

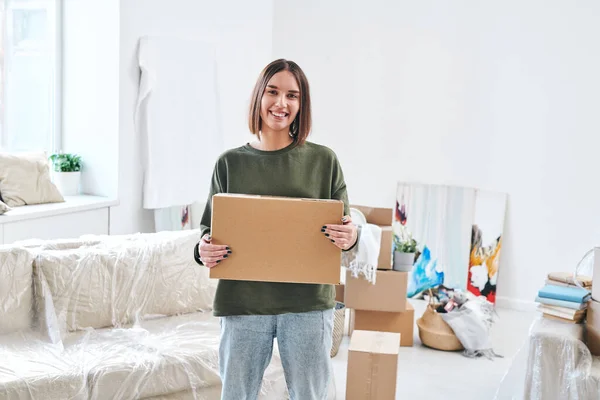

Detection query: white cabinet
xmin=3 ymin=208 xmax=109 ymax=244
xmin=0 ymin=196 xmax=117 ymax=245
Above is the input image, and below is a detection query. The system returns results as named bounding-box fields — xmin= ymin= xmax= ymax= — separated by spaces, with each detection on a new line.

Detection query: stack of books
xmin=536 ymin=274 xmax=592 ymax=323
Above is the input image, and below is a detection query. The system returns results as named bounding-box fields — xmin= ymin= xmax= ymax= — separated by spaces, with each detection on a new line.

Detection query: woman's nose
xmin=275 ymin=94 xmax=287 ymax=107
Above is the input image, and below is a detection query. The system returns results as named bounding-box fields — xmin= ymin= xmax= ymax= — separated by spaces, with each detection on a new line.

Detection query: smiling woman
xmin=193 ymin=58 xmax=359 ymax=399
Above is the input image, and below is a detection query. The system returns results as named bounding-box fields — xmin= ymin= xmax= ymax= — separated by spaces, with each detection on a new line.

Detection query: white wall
xmin=273 ymin=1 xmax=600 ymax=307
xmin=113 ymin=0 xmax=274 ymax=235
xmin=62 ymin=0 xmax=120 ymax=198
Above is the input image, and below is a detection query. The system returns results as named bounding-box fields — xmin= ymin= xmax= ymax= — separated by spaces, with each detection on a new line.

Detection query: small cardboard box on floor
xmin=346 ymin=330 xmax=400 ymax=400
xmin=209 ymin=194 xmax=343 ymax=284
xmin=350 ymin=205 xmax=394 ymax=270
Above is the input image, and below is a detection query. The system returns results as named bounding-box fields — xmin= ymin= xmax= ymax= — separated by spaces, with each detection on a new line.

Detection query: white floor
xmin=331 ymin=299 xmax=536 ymax=400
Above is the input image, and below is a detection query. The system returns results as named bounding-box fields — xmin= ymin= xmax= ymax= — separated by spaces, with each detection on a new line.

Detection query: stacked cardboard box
xmin=344 ymin=205 xmax=415 ymax=347
xmin=587 ymin=248 xmax=600 ymax=355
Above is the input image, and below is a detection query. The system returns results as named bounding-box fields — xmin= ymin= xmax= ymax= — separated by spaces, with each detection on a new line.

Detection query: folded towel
xmin=547 ymin=272 xmax=592 ymax=287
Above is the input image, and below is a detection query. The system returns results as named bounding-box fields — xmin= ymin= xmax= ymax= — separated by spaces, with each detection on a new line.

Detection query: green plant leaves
xmin=49 ymin=153 xmax=82 ymax=172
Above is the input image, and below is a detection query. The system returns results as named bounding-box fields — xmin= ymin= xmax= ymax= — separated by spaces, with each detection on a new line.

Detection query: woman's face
xmin=260 ymin=70 xmax=300 ymax=135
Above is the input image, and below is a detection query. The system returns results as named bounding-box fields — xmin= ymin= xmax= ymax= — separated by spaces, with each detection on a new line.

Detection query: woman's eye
xmin=268 ymin=90 xmax=277 ymax=95
xmin=288 ymin=94 xmax=298 ymax=99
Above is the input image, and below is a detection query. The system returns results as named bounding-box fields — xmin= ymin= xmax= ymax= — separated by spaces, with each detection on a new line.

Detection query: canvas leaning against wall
xmin=393 ymin=183 xmax=507 ymax=304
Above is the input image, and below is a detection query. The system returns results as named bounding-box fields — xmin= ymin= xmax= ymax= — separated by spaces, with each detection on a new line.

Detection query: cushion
xmin=0 ymin=151 xmax=64 ymax=207
xmin=0 ymin=200 xmax=10 ymax=214
xmin=0 ymin=338 xmax=86 ymax=400
xmin=0 ymin=247 xmax=33 ymax=334
xmin=34 ymin=230 xmax=215 ymax=332
xmin=75 ymin=312 xmax=285 ymax=399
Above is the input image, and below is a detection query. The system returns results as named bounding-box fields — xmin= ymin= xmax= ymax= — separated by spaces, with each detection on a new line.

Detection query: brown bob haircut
xmin=248 ymin=59 xmax=312 ymax=145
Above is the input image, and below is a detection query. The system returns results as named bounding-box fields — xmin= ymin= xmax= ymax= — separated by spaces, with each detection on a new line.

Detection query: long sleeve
xmin=330 ymin=154 xmax=360 ymax=252
xmin=194 ymin=159 xmax=226 ymax=266
xmin=199 ymin=159 xmax=226 ymax=239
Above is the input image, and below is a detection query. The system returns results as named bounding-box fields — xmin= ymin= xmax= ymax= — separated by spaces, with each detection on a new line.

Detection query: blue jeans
xmin=219 ymin=309 xmax=334 ymax=400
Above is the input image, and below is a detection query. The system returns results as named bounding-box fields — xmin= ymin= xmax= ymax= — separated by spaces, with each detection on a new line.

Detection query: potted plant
xmin=49 ymin=153 xmax=82 ymax=196
xmin=393 ymin=232 xmax=417 ymax=272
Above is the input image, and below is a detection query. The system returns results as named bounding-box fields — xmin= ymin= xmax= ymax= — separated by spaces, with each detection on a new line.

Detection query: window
xmin=0 ymin=0 xmax=60 ymax=153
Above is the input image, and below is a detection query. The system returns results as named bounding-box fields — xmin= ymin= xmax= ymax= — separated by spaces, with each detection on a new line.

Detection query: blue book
xmin=535 ymin=296 xmax=588 ymax=310
xmin=537 ymin=284 xmax=591 ymax=303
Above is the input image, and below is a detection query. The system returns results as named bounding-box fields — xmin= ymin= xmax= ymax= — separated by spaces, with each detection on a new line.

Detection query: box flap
xmin=349 ymin=330 xmax=400 ymax=355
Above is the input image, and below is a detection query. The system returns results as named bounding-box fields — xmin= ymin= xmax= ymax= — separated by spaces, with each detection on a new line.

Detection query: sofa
xmin=0 ymin=230 xmax=290 ymax=400
xmin=494 ymin=317 xmax=600 ymax=400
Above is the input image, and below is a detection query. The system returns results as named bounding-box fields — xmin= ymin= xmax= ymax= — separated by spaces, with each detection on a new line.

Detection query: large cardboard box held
xmin=349 ymin=302 xmax=415 ymax=347
xmin=351 ymin=205 xmax=393 ymax=270
xmin=344 ymin=269 xmax=408 ymax=312
xmin=346 ymin=330 xmax=399 ymax=400
xmin=209 ymin=194 xmax=343 ymax=284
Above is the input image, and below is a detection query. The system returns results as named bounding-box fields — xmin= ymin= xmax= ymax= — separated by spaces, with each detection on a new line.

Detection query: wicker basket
xmin=416 ymin=302 xmax=464 ymax=352
xmin=330 ymin=302 xmax=346 ymax=357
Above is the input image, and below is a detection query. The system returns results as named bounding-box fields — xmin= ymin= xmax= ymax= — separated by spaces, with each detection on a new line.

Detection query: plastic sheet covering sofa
xmin=494 ymin=316 xmax=600 ymax=400
xmin=0 ymin=230 xmax=290 ymax=399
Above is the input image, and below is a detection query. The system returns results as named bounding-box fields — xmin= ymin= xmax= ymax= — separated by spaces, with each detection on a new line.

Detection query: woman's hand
xmin=198 ymin=234 xmax=231 ymax=268
xmin=322 ymin=215 xmax=358 ymax=250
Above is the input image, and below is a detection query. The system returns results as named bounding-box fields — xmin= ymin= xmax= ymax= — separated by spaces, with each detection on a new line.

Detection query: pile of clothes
xmin=426 ymin=286 xmax=502 ymax=360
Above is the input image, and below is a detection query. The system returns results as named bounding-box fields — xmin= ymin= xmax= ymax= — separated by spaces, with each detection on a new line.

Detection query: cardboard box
xmin=350 ymin=303 xmax=415 ymax=347
xmin=351 ymin=204 xmax=394 ymax=270
xmin=209 ymin=194 xmax=343 ymax=284
xmin=587 ymin=299 xmax=600 ymax=356
xmin=344 ymin=269 xmax=408 ymax=312
xmin=351 ymin=205 xmax=394 ymax=226
xmin=378 ymin=226 xmax=393 ymax=270
xmin=593 ymin=248 xmax=600 ymax=301
xmin=346 ymin=330 xmax=399 ymax=400
xmin=335 ymin=284 xmax=345 ymax=303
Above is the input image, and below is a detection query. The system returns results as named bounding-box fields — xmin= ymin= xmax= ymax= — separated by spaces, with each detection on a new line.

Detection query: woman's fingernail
xmin=330 ymin=239 xmax=335 ymax=243
xmin=325 ymin=233 xmax=330 ymax=237
xmin=322 ymin=225 xmax=327 ymax=229
xmin=223 ymin=254 xmax=228 ymax=258
xmin=217 ymin=260 xmax=221 ymax=263
xmin=227 ymin=250 xmax=232 ymax=254
xmin=321 ymin=228 xmax=325 ymax=232
xmin=226 ymin=246 xmax=230 ymax=250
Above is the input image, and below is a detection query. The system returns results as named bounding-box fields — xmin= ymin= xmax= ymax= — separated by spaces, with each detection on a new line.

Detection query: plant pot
xmin=393 ymin=251 xmax=415 ymax=272
xmin=53 ymin=171 xmax=81 ymax=196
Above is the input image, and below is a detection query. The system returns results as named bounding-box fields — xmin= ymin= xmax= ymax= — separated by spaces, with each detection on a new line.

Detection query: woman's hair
xmin=248 ymin=59 xmax=312 ymax=145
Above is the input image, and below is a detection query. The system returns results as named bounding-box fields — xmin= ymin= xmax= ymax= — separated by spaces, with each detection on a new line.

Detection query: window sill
xmin=0 ymin=195 xmax=119 ymax=224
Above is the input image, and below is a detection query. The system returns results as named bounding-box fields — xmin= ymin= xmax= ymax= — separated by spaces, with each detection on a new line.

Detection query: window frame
xmin=0 ymin=0 xmax=63 ymax=153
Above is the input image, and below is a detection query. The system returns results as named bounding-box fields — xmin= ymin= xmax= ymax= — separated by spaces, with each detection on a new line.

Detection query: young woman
xmin=193 ymin=59 xmax=358 ymax=400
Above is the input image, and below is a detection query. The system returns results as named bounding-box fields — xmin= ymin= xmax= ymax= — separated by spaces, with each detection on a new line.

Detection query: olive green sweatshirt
xmin=195 ymin=140 xmax=355 ymax=316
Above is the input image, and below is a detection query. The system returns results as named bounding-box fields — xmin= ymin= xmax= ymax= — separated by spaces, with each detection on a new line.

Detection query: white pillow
xmin=0 ymin=200 xmax=10 ymax=214
xmin=0 ymin=247 xmax=34 ymax=334
xmin=0 ymin=152 xmax=64 ymax=207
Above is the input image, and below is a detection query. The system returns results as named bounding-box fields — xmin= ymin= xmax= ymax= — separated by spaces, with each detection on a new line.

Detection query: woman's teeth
xmin=271 ymin=111 xmax=287 ymax=118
